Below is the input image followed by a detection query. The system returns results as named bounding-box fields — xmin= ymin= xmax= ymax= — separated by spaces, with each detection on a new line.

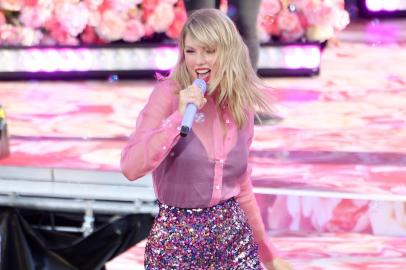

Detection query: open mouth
xmin=195 ymin=68 xmax=211 ymax=82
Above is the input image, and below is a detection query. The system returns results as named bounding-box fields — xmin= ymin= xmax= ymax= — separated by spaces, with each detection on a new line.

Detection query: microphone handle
xmin=179 ymin=79 xmax=207 ymax=137
xmin=180 ymin=103 xmax=197 ymax=137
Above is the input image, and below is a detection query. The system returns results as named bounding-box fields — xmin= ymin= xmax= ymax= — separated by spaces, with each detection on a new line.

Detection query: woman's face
xmin=184 ymin=33 xmax=218 ymax=84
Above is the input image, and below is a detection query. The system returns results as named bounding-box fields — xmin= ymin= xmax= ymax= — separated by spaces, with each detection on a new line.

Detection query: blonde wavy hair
xmin=170 ymin=8 xmax=273 ymax=128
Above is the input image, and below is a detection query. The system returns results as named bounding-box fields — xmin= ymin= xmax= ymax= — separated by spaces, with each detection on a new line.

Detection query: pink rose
xmin=146 ymin=2 xmax=175 ymax=32
xmin=40 ymin=35 xmax=57 ymax=46
xmin=143 ymin=24 xmax=154 ymax=37
xmin=260 ymin=0 xmax=282 ymax=17
xmin=88 ymin=10 xmax=101 ymax=27
xmin=0 ymin=0 xmax=24 ymax=11
xmin=81 ymin=25 xmax=97 ymax=44
xmin=19 ymin=6 xmax=52 ymax=28
xmin=288 ymin=0 xmax=311 ymax=11
xmin=303 ymin=3 xmax=335 ymax=26
xmin=142 ymin=0 xmax=176 ymax=25
xmin=276 ymin=10 xmax=305 ymax=41
xmin=127 ymin=5 xmax=141 ymax=20
xmin=280 ymin=24 xmax=305 ymax=42
xmin=96 ymin=0 xmax=112 ymax=13
xmin=56 ymin=2 xmax=89 ymax=37
xmin=96 ymin=10 xmax=126 ymax=41
xmin=44 ymin=16 xmax=79 ymax=45
xmin=260 ymin=11 xmax=280 ymax=37
xmin=20 ymin=26 xmax=43 ymax=46
xmin=166 ymin=4 xmax=187 ymax=40
xmin=219 ymin=0 xmax=227 ymax=13
xmin=0 ymin=24 xmax=22 ymax=45
xmin=332 ymin=8 xmax=350 ymax=31
xmin=330 ymin=0 xmax=345 ymax=9
xmin=0 ymin=11 xmax=6 ymax=25
xmin=81 ymin=25 xmax=106 ymax=44
xmin=142 ymin=0 xmax=160 ymax=16
xmin=161 ymin=0 xmax=177 ymax=4
xmin=257 ymin=24 xmax=271 ymax=42
xmin=25 ymin=0 xmax=39 ymax=6
xmin=35 ymin=0 xmax=54 ymax=11
xmin=43 ymin=16 xmax=59 ymax=32
xmin=84 ymin=0 xmax=104 ymax=10
xmin=277 ymin=10 xmax=301 ymax=32
xmin=109 ymin=0 xmax=142 ymax=12
xmin=50 ymin=28 xmax=79 ymax=45
xmin=58 ymin=34 xmax=80 ymax=46
xmin=123 ymin=19 xmax=145 ymax=42
xmin=259 ymin=0 xmax=282 ymax=36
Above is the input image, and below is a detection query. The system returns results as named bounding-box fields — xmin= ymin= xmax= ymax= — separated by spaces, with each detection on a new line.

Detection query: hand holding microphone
xmin=178 ymin=79 xmax=207 ymax=137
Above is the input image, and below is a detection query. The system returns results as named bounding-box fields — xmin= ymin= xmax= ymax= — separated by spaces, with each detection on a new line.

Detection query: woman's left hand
xmin=263 ymin=257 xmax=293 ymax=270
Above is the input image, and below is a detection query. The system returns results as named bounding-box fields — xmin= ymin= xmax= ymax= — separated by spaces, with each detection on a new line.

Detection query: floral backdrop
xmin=257 ymin=195 xmax=406 ymax=237
xmin=0 ymin=0 xmax=350 ymax=46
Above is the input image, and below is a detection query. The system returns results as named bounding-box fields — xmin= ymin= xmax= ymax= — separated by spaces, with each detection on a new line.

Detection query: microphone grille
xmin=194 ymin=79 xmax=207 ymax=93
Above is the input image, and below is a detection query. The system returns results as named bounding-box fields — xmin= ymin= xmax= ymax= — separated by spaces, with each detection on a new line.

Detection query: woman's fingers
xmin=198 ymin=98 xmax=207 ymax=109
xmin=178 ymin=85 xmax=206 ymax=115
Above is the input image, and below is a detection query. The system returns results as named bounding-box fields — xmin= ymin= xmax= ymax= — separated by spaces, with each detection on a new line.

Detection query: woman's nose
xmin=196 ymin=52 xmax=206 ymax=64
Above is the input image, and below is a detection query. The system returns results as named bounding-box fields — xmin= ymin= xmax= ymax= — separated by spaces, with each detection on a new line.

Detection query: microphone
xmin=180 ymin=79 xmax=207 ymax=137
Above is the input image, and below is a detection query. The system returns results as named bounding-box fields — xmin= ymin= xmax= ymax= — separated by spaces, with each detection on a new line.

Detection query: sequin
xmin=144 ymin=198 xmax=262 ymax=269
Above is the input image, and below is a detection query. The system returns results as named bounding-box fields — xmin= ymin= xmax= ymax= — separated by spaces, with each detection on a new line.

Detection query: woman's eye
xmin=185 ymin=50 xmax=195 ymax=54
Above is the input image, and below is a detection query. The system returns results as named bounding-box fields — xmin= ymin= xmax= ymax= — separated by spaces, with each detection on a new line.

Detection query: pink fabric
xmin=235 ymin=124 xmax=280 ymax=262
xmin=120 ymin=78 xmax=278 ymax=262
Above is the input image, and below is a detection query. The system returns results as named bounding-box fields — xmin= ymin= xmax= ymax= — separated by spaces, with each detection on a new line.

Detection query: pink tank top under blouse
xmin=121 ymin=79 xmax=278 ymax=263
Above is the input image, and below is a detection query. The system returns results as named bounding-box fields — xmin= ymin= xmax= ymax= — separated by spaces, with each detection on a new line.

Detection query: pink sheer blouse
xmin=121 ymin=79 xmax=278 ymax=263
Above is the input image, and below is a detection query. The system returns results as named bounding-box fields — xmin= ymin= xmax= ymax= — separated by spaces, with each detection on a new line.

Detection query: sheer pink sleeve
xmin=121 ymin=80 xmax=182 ymax=180
xmin=235 ymin=113 xmax=279 ymax=263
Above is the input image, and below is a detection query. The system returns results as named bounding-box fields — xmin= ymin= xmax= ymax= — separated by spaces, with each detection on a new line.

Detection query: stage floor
xmin=105 ymin=233 xmax=406 ymax=270
xmin=1 ymin=34 xmax=406 ymax=199
xmin=1 ymin=19 xmax=406 ymax=269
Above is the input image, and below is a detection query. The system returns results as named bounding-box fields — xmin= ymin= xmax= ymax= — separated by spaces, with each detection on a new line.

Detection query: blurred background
xmin=0 ymin=0 xmax=406 ymax=269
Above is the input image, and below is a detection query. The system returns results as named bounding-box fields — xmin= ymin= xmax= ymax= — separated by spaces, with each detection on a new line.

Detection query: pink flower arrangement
xmin=0 ymin=0 xmax=25 ymax=11
xmin=259 ymin=0 xmax=350 ymax=42
xmin=96 ymin=10 xmax=126 ymax=41
xmin=0 ymin=23 xmax=21 ymax=45
xmin=0 ymin=0 xmax=349 ymax=46
xmin=0 ymin=11 xmax=6 ymax=25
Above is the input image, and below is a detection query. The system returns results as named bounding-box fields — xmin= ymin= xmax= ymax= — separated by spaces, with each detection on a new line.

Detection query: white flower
xmin=146 ymin=2 xmax=175 ymax=33
xmin=96 ymin=10 xmax=126 ymax=41
xmin=56 ymin=2 xmax=89 ymax=37
xmin=20 ymin=27 xmax=43 ymax=46
xmin=109 ymin=0 xmax=142 ymax=12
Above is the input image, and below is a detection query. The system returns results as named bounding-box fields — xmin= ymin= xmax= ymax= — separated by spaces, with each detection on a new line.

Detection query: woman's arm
xmin=121 ymin=80 xmax=182 ymax=180
xmin=235 ymin=113 xmax=279 ymax=263
xmin=236 ymin=168 xmax=279 ymax=263
xmin=236 ymin=114 xmax=293 ymax=270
